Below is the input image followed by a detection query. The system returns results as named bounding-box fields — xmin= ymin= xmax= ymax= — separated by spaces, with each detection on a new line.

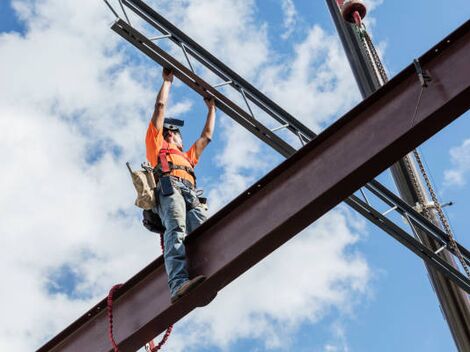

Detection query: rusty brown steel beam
xmin=37 ymin=19 xmax=470 ymax=352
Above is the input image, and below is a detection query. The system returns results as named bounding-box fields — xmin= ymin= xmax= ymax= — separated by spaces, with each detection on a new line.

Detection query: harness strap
xmin=154 ymin=163 xmax=196 ymax=184
xmin=158 ymin=141 xmax=171 ymax=173
xmin=155 ymin=141 xmax=196 ymax=184
xmin=158 ymin=151 xmax=171 ymax=173
xmin=158 ymin=148 xmax=195 ymax=168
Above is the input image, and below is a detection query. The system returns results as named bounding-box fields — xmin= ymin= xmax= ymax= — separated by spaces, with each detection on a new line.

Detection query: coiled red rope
xmin=145 ymin=324 xmax=173 ymax=352
xmin=107 ymin=233 xmax=173 ymax=351
xmin=107 ymin=283 xmax=123 ymax=352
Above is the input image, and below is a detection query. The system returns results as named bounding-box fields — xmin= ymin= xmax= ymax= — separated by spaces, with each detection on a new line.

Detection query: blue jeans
xmin=154 ymin=177 xmax=207 ymax=297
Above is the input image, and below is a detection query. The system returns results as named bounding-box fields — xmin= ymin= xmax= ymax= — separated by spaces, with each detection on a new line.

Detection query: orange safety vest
xmin=155 ymin=141 xmax=197 ymax=185
xmin=145 ymin=122 xmax=198 ymax=186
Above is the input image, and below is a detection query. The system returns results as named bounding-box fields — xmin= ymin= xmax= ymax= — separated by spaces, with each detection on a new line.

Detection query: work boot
xmin=170 ymin=275 xmax=206 ymax=304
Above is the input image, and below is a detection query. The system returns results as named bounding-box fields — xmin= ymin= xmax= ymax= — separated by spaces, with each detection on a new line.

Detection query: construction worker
xmin=146 ymin=68 xmax=216 ymax=303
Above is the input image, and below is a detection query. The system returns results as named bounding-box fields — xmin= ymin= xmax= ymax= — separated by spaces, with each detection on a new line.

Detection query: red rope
xmin=108 ymin=234 xmax=173 ymax=351
xmin=107 ymin=283 xmax=124 ymax=352
xmin=147 ymin=324 xmax=174 ymax=351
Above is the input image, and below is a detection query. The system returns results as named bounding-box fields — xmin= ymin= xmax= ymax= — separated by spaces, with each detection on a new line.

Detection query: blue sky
xmin=0 ymin=1 xmax=469 ymax=351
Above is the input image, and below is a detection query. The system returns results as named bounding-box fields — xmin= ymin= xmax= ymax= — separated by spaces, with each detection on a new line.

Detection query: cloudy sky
xmin=0 ymin=0 xmax=469 ymax=351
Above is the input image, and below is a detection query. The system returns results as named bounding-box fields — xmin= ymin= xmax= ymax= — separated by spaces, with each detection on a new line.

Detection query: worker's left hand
xmin=204 ymin=97 xmax=216 ymax=109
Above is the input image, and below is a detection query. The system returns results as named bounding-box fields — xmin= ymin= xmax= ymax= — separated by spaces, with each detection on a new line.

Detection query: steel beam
xmin=37 ymin=19 xmax=470 ymax=352
xmin=115 ymin=0 xmax=469 ymax=264
xmin=326 ymin=1 xmax=470 ymax=350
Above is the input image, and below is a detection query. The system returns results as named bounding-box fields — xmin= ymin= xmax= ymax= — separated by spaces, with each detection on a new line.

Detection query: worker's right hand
xmin=163 ymin=68 xmax=174 ymax=82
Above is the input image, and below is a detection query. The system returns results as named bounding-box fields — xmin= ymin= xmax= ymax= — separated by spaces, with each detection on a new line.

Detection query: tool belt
xmin=127 ymin=162 xmax=207 ymax=235
xmin=153 ymin=162 xmax=196 ymax=188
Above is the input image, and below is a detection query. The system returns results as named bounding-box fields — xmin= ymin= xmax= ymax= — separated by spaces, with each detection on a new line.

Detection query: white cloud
xmin=363 ymin=0 xmax=384 ymax=12
xmin=281 ymin=0 xmax=297 ymax=40
xmin=0 ymin=0 xmax=373 ymax=350
xmin=153 ymin=0 xmax=270 ymax=79
xmin=323 ymin=322 xmax=351 ymax=352
xmin=259 ymin=25 xmax=360 ymax=133
xmin=444 ymin=138 xmax=470 ymax=187
xmin=0 ymin=105 xmax=157 ymax=350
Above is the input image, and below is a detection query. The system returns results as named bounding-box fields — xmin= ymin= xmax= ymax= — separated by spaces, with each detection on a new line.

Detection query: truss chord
xmin=347 ymin=196 xmax=470 ymax=293
xmin=242 ymin=89 xmax=313 ymax=139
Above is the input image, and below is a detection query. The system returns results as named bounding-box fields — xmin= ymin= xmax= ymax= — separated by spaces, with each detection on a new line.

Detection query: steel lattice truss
xmin=37 ymin=1 xmax=470 ymax=351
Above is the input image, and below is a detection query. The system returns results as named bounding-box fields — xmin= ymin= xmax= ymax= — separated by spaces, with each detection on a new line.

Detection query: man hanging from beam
xmin=146 ymin=68 xmax=216 ymax=303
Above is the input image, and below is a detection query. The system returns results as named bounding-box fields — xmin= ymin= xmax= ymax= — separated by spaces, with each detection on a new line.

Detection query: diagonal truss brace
xmin=37 ymin=18 xmax=470 ymax=352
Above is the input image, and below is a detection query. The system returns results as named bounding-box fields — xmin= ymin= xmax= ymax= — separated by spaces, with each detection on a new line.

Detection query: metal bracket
xmin=413 ymin=58 xmax=433 ymax=87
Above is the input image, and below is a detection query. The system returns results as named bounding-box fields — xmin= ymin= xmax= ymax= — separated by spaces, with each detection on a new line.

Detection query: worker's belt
xmin=154 ymin=163 xmax=196 ymax=184
xmin=168 ymin=175 xmax=195 ymax=189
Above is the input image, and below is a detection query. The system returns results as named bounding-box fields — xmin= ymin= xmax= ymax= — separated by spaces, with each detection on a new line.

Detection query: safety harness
xmin=154 ymin=141 xmax=196 ymax=186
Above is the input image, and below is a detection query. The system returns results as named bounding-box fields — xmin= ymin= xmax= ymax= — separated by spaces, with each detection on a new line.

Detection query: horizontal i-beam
xmin=37 ymin=19 xmax=470 ymax=352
